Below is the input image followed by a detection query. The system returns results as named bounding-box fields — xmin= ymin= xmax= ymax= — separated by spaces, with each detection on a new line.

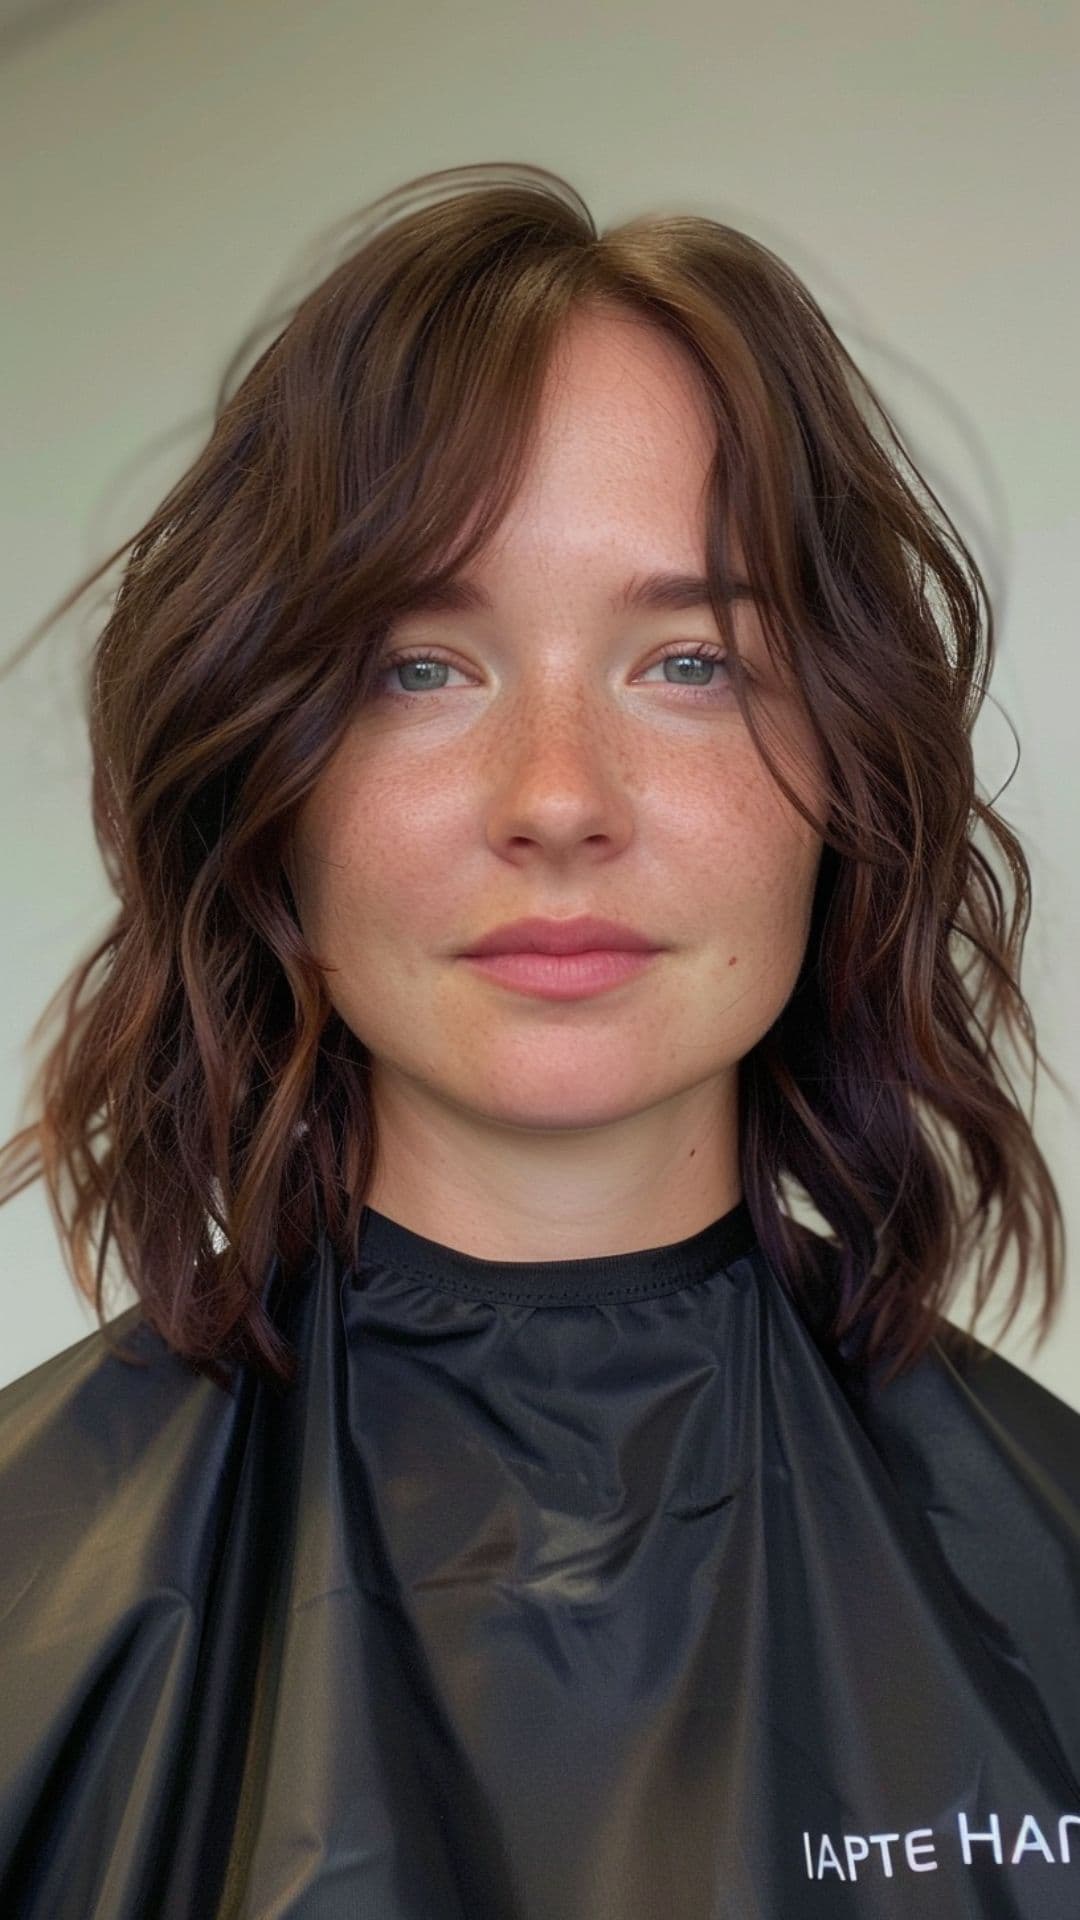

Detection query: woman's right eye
xmin=375 ymin=649 xmax=465 ymax=700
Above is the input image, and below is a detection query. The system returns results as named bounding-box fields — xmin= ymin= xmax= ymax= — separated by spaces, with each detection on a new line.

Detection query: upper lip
xmin=461 ymin=915 xmax=662 ymax=957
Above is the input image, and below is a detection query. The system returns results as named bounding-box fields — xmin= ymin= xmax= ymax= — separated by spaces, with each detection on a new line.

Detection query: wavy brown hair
xmin=0 ymin=161 xmax=1068 ymax=1395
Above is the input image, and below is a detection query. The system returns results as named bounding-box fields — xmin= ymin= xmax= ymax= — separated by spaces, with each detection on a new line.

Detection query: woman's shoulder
xmin=786 ymin=1217 xmax=1080 ymax=1495
xmin=0 ymin=1304 xmax=280 ymax=1911
xmin=850 ymin=1308 xmax=1080 ymax=1539
xmin=931 ymin=1319 xmax=1080 ymax=1489
xmin=0 ymin=1305 xmax=241 ymax=1619
xmin=0 ymin=1304 xmax=223 ymax=1484
xmin=786 ymin=1221 xmax=1080 ymax=1777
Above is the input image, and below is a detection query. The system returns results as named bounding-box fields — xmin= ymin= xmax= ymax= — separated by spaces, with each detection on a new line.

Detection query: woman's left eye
xmin=642 ymin=644 xmax=730 ymax=694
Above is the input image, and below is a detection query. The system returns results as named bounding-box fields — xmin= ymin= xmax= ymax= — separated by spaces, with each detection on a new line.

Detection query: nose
xmin=480 ymin=684 xmax=636 ymax=860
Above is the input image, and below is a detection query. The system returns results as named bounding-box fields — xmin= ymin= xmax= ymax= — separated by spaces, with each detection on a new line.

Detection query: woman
xmin=0 ymin=161 xmax=1076 ymax=1919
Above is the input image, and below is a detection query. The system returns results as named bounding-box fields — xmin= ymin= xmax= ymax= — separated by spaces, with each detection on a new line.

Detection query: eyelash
xmin=375 ymin=642 xmax=732 ymax=704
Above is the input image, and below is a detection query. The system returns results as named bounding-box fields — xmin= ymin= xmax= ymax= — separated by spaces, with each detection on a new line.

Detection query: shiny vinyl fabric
xmin=1 ymin=1199 xmax=1078 ymax=1919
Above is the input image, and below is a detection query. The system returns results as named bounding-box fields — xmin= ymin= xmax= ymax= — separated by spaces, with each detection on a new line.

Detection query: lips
xmin=461 ymin=915 xmax=661 ymax=957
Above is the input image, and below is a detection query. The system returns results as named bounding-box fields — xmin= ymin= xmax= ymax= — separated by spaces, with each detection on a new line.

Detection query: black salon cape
xmin=1 ymin=1201 xmax=1078 ymax=1920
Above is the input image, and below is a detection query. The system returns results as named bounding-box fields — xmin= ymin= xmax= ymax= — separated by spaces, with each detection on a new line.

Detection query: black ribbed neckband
xmin=352 ymin=1197 xmax=758 ymax=1306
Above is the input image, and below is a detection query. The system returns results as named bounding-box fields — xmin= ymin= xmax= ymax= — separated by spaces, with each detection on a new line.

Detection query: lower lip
xmin=461 ymin=948 xmax=661 ymax=999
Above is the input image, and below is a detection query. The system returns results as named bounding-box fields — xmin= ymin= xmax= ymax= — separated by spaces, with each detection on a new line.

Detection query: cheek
xmin=290 ymin=757 xmax=454 ymax=959
xmin=690 ymin=723 xmax=823 ymax=876
xmin=687 ymin=745 xmax=825 ymax=1007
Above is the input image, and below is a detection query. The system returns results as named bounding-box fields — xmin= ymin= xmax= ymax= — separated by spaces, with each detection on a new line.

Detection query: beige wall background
xmin=1 ymin=0 xmax=1077 ymax=1404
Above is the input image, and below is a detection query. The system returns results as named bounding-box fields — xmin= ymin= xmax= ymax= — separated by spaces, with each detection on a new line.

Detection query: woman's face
xmin=288 ymin=306 xmax=827 ymax=1150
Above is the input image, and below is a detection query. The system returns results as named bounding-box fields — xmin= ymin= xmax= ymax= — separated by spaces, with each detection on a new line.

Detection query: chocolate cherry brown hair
xmin=0 ymin=161 xmax=1066 ymax=1393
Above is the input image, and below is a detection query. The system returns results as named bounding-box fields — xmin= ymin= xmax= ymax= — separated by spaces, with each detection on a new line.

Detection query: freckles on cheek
xmin=686 ymin=765 xmax=818 ymax=960
xmin=313 ymin=760 xmax=462 ymax=937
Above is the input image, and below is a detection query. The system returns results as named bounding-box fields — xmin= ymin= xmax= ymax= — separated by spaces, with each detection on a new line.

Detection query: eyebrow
xmin=395 ymin=569 xmax=756 ymax=618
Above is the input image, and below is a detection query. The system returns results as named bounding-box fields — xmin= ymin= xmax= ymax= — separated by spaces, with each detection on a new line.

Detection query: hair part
xmin=0 ymin=160 xmax=1067 ymax=1392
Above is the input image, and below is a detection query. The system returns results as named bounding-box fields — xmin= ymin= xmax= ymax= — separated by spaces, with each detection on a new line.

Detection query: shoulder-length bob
xmin=0 ymin=161 xmax=1066 ymax=1394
